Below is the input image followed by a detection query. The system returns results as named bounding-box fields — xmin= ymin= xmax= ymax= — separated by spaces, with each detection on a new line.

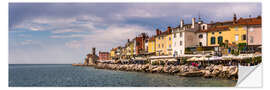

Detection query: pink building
xmin=237 ymin=16 xmax=262 ymax=46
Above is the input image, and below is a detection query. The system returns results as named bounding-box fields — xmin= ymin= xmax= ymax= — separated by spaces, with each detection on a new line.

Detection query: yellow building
xmin=166 ymin=33 xmax=173 ymax=55
xmin=155 ymin=27 xmax=173 ymax=56
xmin=207 ymin=25 xmax=247 ymax=46
xmin=147 ymin=37 xmax=156 ymax=54
xmin=126 ymin=39 xmax=135 ymax=58
xmin=110 ymin=48 xmax=116 ymax=59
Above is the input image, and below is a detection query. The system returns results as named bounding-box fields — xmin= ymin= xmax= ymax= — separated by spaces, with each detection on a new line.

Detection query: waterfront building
xmin=145 ymin=38 xmax=149 ymax=53
xmin=84 ymin=48 xmax=98 ymax=65
xmin=115 ymin=46 xmax=122 ymax=60
xmin=99 ymin=51 xmax=110 ymax=60
xmin=166 ymin=27 xmax=173 ymax=56
xmin=196 ymin=23 xmax=210 ymax=47
xmin=126 ymin=39 xmax=135 ymax=59
xmin=155 ymin=27 xmax=172 ymax=56
xmin=135 ymin=33 xmax=149 ymax=55
xmin=236 ymin=16 xmax=262 ymax=51
xmin=120 ymin=46 xmax=127 ymax=59
xmin=110 ymin=48 xmax=117 ymax=60
xmin=172 ymin=18 xmax=203 ymax=56
xmin=147 ymin=36 xmax=156 ymax=55
xmin=206 ymin=14 xmax=249 ymax=47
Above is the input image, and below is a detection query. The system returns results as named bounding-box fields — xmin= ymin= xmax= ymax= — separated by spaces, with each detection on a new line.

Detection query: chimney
xmin=257 ymin=15 xmax=261 ymax=19
xmin=180 ymin=19 xmax=184 ymax=28
xmin=156 ymin=29 xmax=160 ymax=35
xmin=192 ymin=18 xmax=195 ymax=28
xmin=233 ymin=13 xmax=237 ymax=24
xmin=92 ymin=47 xmax=96 ymax=55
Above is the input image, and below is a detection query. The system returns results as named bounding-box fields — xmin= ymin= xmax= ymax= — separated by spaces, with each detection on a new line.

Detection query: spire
xmin=198 ymin=11 xmax=203 ymax=24
xmin=198 ymin=11 xmax=201 ymax=22
xmin=233 ymin=13 xmax=237 ymax=24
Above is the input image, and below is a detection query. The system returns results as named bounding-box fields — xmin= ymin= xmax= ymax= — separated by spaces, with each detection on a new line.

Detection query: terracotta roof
xmin=199 ymin=25 xmax=229 ymax=32
xmin=149 ymin=36 xmax=155 ymax=41
xmin=99 ymin=52 xmax=109 ymax=54
xmin=236 ymin=16 xmax=261 ymax=25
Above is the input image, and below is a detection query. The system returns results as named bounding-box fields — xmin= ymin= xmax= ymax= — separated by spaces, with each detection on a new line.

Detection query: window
xmin=158 ymin=37 xmax=160 ymax=40
xmin=137 ymin=42 xmax=140 ymax=46
xmin=242 ymin=34 xmax=246 ymax=40
xmin=169 ymin=37 xmax=171 ymax=40
xmin=162 ymin=36 xmax=164 ymax=40
xmin=162 ymin=44 xmax=164 ymax=48
xmin=250 ymin=36 xmax=254 ymax=43
xmin=244 ymin=26 xmax=248 ymax=30
xmin=174 ymin=42 xmax=176 ymax=47
xmin=180 ymin=32 xmax=183 ymax=37
xmin=199 ymin=42 xmax=202 ymax=46
xmin=202 ymin=26 xmax=205 ymax=30
xmin=234 ymin=26 xmax=238 ymax=31
xmin=174 ymin=33 xmax=176 ymax=38
xmin=235 ymin=35 xmax=239 ymax=41
xmin=218 ymin=36 xmax=223 ymax=44
xmin=212 ymin=32 xmax=215 ymax=35
xmin=198 ymin=34 xmax=203 ymax=38
xmin=169 ymin=44 xmax=171 ymax=48
xmin=158 ymin=44 xmax=160 ymax=48
xmin=249 ymin=27 xmax=254 ymax=32
xmin=211 ymin=37 xmax=216 ymax=44
xmin=219 ymin=32 xmax=222 ymax=34
xmin=225 ymin=40 xmax=229 ymax=43
xmin=180 ymin=41 xmax=182 ymax=46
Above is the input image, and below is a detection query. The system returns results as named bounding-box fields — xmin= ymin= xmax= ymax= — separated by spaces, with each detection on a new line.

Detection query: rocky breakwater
xmin=93 ymin=63 xmax=238 ymax=79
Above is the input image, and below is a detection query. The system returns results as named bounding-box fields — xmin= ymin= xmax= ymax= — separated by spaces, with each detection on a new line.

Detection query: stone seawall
xmin=91 ymin=63 xmax=238 ymax=80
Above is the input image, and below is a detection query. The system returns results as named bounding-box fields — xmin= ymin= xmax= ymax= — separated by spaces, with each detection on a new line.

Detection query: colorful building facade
xmin=99 ymin=52 xmax=110 ymax=60
xmin=155 ymin=27 xmax=172 ymax=56
xmin=147 ymin=36 xmax=156 ymax=54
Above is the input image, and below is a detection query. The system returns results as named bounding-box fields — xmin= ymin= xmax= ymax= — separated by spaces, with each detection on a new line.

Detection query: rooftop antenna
xmin=198 ymin=11 xmax=201 ymax=22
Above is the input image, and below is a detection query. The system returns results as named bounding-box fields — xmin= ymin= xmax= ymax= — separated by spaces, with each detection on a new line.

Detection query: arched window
xmin=198 ymin=34 xmax=203 ymax=38
xmin=211 ymin=37 xmax=216 ymax=44
xmin=218 ymin=36 xmax=223 ymax=44
xmin=202 ymin=26 xmax=205 ymax=30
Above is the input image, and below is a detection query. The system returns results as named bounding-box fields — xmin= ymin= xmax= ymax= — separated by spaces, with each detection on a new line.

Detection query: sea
xmin=9 ymin=64 xmax=237 ymax=87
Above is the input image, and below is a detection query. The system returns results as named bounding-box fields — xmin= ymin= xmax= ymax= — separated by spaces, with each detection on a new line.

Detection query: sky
xmin=9 ymin=3 xmax=261 ymax=64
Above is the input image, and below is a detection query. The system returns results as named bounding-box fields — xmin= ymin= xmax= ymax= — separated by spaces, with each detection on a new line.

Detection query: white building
xmin=195 ymin=23 xmax=209 ymax=46
xmin=172 ymin=18 xmax=209 ymax=56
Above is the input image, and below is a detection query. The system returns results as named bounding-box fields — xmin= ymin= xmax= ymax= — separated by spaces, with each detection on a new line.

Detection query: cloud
xmin=65 ymin=40 xmax=82 ymax=48
xmin=50 ymin=34 xmax=87 ymax=38
xmin=51 ymin=29 xmax=84 ymax=34
xmin=19 ymin=40 xmax=41 ymax=46
xmin=18 ymin=34 xmax=32 ymax=38
xmin=12 ymin=15 xmax=102 ymax=33
xmin=64 ymin=24 xmax=154 ymax=51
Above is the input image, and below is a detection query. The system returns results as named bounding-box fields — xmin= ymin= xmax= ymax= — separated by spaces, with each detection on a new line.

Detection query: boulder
xmin=178 ymin=71 xmax=204 ymax=77
xmin=202 ymin=70 xmax=212 ymax=78
xmin=168 ymin=66 xmax=179 ymax=74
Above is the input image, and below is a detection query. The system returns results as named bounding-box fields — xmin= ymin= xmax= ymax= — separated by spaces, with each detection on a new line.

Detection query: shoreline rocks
xmin=88 ymin=63 xmax=238 ymax=79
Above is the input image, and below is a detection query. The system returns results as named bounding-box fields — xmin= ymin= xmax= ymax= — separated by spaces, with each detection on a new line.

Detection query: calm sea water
xmin=9 ymin=64 xmax=237 ymax=87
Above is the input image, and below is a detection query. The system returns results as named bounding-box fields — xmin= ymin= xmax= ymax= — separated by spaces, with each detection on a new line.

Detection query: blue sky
xmin=9 ymin=3 xmax=261 ymax=64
